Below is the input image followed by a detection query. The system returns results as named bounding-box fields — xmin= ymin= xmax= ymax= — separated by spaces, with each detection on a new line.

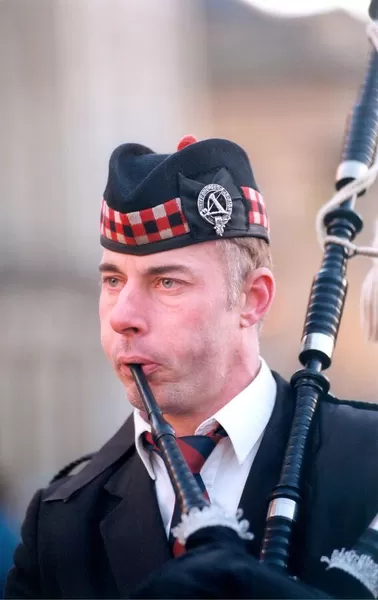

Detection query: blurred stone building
xmin=203 ymin=0 xmax=378 ymax=396
xmin=1 ymin=0 xmax=377 ymax=517
xmin=0 ymin=0 xmax=208 ymax=516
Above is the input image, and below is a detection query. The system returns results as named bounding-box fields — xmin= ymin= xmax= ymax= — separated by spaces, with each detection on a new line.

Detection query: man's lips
xmin=117 ymin=358 xmax=160 ymax=377
xmin=138 ymin=363 xmax=159 ymax=376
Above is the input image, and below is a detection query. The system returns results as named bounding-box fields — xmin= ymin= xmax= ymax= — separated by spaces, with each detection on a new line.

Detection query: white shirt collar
xmin=134 ymin=357 xmax=276 ymax=479
xmin=134 ymin=404 xmax=155 ymax=479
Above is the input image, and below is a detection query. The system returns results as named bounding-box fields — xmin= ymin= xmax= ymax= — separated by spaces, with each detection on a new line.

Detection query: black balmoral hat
xmin=100 ymin=135 xmax=269 ymax=255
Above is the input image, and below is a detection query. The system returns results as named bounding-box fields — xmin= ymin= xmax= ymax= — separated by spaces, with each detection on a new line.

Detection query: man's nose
xmin=109 ymin=285 xmax=148 ymax=336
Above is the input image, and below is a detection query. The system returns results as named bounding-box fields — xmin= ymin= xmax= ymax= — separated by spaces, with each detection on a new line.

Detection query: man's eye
xmin=103 ymin=276 xmax=120 ymax=288
xmin=160 ymin=278 xmax=176 ymax=289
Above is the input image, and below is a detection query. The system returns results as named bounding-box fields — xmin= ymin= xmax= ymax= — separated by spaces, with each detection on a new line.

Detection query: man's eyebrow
xmin=98 ymin=263 xmax=193 ymax=277
xmin=144 ymin=264 xmax=193 ymax=277
xmin=98 ymin=262 xmax=124 ymax=274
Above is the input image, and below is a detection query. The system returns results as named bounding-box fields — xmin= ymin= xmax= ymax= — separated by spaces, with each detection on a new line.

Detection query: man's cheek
xmin=180 ymin=309 xmax=208 ymax=330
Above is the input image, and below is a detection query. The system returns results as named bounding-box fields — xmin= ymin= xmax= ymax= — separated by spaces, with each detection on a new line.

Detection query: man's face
xmin=99 ymin=242 xmax=245 ymax=418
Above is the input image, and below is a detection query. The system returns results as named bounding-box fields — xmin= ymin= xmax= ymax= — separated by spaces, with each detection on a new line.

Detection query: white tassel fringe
xmin=171 ymin=505 xmax=254 ymax=546
xmin=321 ymin=549 xmax=378 ymax=598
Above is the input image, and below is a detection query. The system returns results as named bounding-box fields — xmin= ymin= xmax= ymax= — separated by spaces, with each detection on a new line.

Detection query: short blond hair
xmin=215 ymin=237 xmax=272 ymax=308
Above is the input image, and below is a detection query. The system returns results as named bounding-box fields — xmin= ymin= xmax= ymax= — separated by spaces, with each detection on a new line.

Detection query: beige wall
xmin=0 ymin=0 xmax=207 ymax=517
xmin=210 ymin=83 xmax=378 ymax=400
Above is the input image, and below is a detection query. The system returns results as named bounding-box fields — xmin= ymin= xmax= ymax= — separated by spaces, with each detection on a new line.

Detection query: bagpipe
xmin=127 ymin=2 xmax=378 ymax=598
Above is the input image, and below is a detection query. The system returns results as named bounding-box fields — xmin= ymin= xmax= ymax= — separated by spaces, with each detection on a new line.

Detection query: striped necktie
xmin=143 ymin=425 xmax=227 ymax=556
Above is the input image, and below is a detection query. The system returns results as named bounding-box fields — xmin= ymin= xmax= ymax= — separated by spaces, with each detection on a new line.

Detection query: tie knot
xmin=143 ymin=425 xmax=226 ymax=474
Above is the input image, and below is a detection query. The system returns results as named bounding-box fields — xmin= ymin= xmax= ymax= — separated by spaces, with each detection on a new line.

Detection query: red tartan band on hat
xmin=240 ymin=186 xmax=269 ymax=231
xmin=100 ymin=197 xmax=190 ymax=247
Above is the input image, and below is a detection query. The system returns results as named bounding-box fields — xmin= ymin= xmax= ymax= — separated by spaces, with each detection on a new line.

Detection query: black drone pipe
xmin=259 ymin=2 xmax=378 ymax=589
xmin=129 ymin=363 xmax=209 ymax=516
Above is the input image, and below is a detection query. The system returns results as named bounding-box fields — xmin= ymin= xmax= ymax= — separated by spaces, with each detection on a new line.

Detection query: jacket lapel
xmin=100 ymin=446 xmax=172 ymax=597
xmin=45 ymin=414 xmax=172 ymax=597
xmin=98 ymin=370 xmax=297 ymax=594
xmin=239 ymin=372 xmax=296 ymax=556
xmin=46 ymin=372 xmax=297 ymax=595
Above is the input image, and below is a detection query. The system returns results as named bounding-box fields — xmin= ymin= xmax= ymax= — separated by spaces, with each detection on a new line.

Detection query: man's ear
xmin=239 ymin=268 xmax=275 ymax=328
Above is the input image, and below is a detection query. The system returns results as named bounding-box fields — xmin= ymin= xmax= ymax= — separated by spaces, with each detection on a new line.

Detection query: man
xmin=5 ymin=135 xmax=378 ymax=599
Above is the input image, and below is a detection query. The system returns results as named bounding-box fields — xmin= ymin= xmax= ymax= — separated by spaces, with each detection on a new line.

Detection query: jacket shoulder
xmin=322 ymin=394 xmax=378 ymax=412
xmin=316 ymin=390 xmax=378 ymax=472
xmin=272 ymin=369 xmax=378 ymax=415
xmin=49 ymin=453 xmax=95 ymax=484
xmin=43 ymin=415 xmax=135 ymax=502
xmin=319 ymin=394 xmax=378 ymax=428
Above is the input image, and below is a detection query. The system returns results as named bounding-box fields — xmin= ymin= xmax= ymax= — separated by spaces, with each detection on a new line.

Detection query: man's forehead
xmin=100 ymin=242 xmax=219 ymax=270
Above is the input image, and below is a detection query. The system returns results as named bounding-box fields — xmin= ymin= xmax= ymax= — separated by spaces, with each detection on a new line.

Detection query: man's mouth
xmin=138 ymin=363 xmax=159 ymax=376
xmin=117 ymin=357 xmax=160 ymax=378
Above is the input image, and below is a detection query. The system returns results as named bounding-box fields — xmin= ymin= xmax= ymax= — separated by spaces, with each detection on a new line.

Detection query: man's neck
xmin=160 ymin=359 xmax=262 ymax=437
xmin=163 ymin=414 xmax=207 ymax=437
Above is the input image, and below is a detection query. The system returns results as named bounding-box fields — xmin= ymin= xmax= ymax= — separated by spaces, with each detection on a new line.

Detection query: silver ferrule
xmin=301 ymin=332 xmax=335 ymax=361
xmin=336 ymin=160 xmax=369 ymax=183
xmin=267 ymin=498 xmax=298 ymax=522
xmin=370 ymin=514 xmax=378 ymax=532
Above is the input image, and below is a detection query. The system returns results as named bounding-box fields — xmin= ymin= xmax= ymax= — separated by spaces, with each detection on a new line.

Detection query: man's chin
xmin=123 ymin=380 xmax=164 ymax=411
xmin=125 ymin=384 xmax=183 ymax=415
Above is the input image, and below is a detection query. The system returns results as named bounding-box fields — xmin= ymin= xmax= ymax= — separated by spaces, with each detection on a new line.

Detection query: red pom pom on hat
xmin=177 ymin=134 xmax=198 ymax=151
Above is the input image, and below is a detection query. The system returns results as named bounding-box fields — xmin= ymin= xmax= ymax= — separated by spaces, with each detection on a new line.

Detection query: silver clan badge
xmin=197 ymin=184 xmax=233 ymax=236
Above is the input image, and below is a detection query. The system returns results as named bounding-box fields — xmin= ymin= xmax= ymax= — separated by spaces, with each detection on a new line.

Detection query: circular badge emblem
xmin=197 ymin=184 xmax=233 ymax=236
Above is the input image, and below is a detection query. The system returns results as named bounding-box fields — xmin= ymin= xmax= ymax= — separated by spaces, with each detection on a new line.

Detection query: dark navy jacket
xmin=5 ymin=373 xmax=378 ymax=598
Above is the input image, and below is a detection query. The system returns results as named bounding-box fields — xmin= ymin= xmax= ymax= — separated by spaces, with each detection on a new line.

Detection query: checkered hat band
xmin=241 ymin=186 xmax=269 ymax=231
xmin=100 ymin=197 xmax=190 ymax=246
